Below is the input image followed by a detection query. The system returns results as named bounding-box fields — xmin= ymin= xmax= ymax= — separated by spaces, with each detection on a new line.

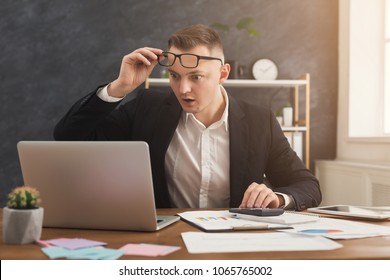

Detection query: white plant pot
xmin=3 ymin=207 xmax=44 ymax=244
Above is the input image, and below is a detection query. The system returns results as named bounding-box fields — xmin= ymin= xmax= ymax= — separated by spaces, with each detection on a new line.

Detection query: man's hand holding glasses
xmin=108 ymin=47 xmax=163 ymax=98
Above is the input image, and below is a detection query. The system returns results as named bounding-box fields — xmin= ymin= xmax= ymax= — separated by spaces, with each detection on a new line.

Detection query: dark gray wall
xmin=0 ymin=0 xmax=338 ymax=206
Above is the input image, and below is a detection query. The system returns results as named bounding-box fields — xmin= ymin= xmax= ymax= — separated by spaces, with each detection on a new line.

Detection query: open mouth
xmin=183 ymin=97 xmax=195 ymax=105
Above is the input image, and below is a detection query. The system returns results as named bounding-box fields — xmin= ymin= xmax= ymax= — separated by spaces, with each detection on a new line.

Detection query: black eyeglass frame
xmin=158 ymin=51 xmax=224 ymax=68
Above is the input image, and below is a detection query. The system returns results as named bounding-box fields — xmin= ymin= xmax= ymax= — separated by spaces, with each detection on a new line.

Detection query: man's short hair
xmin=168 ymin=24 xmax=224 ymax=57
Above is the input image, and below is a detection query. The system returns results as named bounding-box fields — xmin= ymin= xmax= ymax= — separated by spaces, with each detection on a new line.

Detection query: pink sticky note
xmin=119 ymin=244 xmax=163 ymax=257
xmin=120 ymin=243 xmax=180 ymax=257
xmin=140 ymin=243 xmax=180 ymax=256
xmin=37 ymin=238 xmax=70 ymax=247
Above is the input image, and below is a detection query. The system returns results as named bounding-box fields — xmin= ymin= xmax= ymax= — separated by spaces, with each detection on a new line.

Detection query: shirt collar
xmin=183 ymin=85 xmax=229 ymax=131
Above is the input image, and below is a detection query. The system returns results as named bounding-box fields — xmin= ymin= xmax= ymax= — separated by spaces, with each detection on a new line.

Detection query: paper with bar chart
xmin=177 ymin=210 xmax=292 ymax=231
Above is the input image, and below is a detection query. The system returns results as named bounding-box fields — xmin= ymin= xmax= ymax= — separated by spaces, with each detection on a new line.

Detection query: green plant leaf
xmin=236 ymin=17 xmax=254 ymax=30
xmin=248 ymin=27 xmax=260 ymax=37
xmin=211 ymin=23 xmax=230 ymax=32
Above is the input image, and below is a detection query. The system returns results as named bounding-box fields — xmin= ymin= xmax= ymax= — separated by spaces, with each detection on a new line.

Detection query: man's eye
xmin=169 ymin=72 xmax=178 ymax=79
xmin=192 ymin=75 xmax=202 ymax=81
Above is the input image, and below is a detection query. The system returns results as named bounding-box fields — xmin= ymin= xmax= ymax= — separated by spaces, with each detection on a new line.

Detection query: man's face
xmin=167 ymin=45 xmax=229 ymax=122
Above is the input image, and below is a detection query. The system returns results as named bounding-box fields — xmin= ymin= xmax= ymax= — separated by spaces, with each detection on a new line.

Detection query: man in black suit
xmin=54 ymin=24 xmax=321 ymax=210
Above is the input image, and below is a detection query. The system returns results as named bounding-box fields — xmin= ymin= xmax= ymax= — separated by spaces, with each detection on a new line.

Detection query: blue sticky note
xmin=41 ymin=247 xmax=72 ymax=259
xmin=41 ymin=238 xmax=123 ymax=260
xmin=66 ymin=247 xmax=124 ymax=260
xmin=94 ymin=248 xmax=125 ymax=260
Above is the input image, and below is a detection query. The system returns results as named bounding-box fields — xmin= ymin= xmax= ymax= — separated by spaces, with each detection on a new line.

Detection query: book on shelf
xmin=284 ymin=131 xmax=303 ymax=160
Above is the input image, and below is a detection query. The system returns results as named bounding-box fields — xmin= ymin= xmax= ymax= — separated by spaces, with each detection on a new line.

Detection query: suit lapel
xmin=228 ymin=94 xmax=250 ymax=207
xmin=149 ymin=92 xmax=182 ymax=207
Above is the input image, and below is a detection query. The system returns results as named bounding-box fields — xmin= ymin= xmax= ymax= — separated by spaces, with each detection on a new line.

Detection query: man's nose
xmin=179 ymin=79 xmax=191 ymax=94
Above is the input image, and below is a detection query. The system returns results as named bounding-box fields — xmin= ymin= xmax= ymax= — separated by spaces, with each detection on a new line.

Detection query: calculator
xmin=229 ymin=208 xmax=284 ymax=216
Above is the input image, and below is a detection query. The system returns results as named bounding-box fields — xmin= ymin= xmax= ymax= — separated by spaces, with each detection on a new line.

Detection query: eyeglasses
xmin=158 ymin=51 xmax=223 ymax=68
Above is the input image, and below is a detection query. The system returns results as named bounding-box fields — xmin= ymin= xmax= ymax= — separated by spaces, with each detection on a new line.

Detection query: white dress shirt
xmin=165 ymin=86 xmax=230 ymax=208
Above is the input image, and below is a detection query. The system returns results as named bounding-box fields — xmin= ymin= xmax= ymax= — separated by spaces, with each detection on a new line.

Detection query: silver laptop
xmin=17 ymin=141 xmax=179 ymax=231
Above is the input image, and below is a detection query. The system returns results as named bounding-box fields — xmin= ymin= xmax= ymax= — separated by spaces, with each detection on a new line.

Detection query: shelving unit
xmin=145 ymin=73 xmax=310 ymax=168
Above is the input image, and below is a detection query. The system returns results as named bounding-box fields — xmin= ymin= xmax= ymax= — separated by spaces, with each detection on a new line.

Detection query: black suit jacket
xmin=54 ymin=87 xmax=321 ymax=210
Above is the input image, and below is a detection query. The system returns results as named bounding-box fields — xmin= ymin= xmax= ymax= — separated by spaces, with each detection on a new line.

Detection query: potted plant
xmin=3 ymin=186 xmax=44 ymax=244
xmin=211 ymin=17 xmax=260 ymax=78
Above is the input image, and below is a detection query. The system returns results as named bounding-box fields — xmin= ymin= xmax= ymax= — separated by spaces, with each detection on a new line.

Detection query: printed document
xmin=181 ymin=231 xmax=342 ymax=253
xmin=280 ymin=217 xmax=390 ymax=239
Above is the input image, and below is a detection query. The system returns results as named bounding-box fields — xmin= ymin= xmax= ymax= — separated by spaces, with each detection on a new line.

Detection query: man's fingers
xmin=240 ymin=183 xmax=280 ymax=208
xmin=240 ymin=182 xmax=260 ymax=207
xmin=136 ymin=47 xmax=163 ymax=62
xmin=123 ymin=47 xmax=163 ymax=66
xmin=251 ymin=187 xmax=271 ymax=208
xmin=260 ymin=192 xmax=278 ymax=208
xmin=142 ymin=47 xmax=164 ymax=55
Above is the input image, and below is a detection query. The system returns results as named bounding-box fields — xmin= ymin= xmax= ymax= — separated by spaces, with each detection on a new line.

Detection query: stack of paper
xmin=179 ymin=210 xmax=390 ymax=254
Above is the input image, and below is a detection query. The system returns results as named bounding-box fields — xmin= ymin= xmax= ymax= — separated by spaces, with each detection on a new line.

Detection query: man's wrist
xmin=108 ymin=80 xmax=131 ymax=98
xmin=277 ymin=194 xmax=285 ymax=208
xmin=97 ymin=85 xmax=124 ymax=103
xmin=275 ymin=192 xmax=295 ymax=210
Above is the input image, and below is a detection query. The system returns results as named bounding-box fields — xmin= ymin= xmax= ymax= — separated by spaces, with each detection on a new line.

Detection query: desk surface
xmin=1 ymin=208 xmax=390 ymax=260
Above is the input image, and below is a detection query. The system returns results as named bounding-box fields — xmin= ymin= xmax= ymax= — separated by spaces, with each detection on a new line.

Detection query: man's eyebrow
xmin=168 ymin=69 xmax=179 ymax=75
xmin=168 ymin=69 xmax=206 ymax=76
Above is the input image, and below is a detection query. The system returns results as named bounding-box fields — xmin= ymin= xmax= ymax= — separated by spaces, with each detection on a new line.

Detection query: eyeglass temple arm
xmin=145 ymin=77 xmax=150 ymax=89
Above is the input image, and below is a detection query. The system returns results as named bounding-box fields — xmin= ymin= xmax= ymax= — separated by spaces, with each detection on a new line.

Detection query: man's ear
xmin=219 ymin=63 xmax=231 ymax=84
